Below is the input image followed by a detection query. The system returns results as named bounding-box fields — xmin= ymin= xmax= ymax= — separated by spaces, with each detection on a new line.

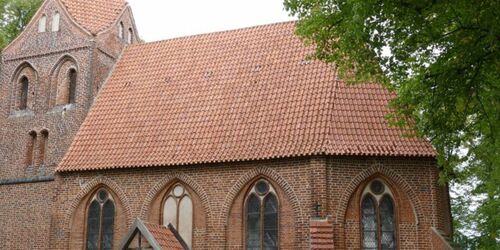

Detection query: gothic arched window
xmin=19 ymin=76 xmax=29 ymax=110
xmin=86 ymin=189 xmax=115 ymax=250
xmin=361 ymin=179 xmax=397 ymax=250
xmin=245 ymin=179 xmax=279 ymax=250
xmin=163 ymin=183 xmax=193 ymax=248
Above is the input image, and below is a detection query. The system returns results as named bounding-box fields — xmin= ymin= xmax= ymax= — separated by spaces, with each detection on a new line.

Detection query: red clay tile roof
xmin=60 ymin=0 xmax=126 ymax=34
xmin=143 ymin=223 xmax=185 ymax=250
xmin=57 ymin=22 xmax=435 ymax=172
xmin=310 ymin=219 xmax=334 ymax=249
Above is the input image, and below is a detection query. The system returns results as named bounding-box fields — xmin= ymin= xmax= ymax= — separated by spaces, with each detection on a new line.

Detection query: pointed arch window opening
xmin=38 ymin=130 xmax=49 ymax=166
xmin=26 ymin=131 xmax=37 ymax=167
xmin=162 ymin=183 xmax=193 ymax=248
xmin=19 ymin=76 xmax=29 ymax=110
xmin=245 ymin=179 xmax=279 ymax=250
xmin=86 ymin=189 xmax=115 ymax=250
xmin=68 ymin=68 xmax=77 ymax=104
xmin=361 ymin=179 xmax=397 ymax=250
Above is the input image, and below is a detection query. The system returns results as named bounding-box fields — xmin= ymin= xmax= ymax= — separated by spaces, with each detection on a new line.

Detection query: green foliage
xmin=285 ymin=0 xmax=499 ymax=248
xmin=0 ymin=0 xmax=42 ymax=50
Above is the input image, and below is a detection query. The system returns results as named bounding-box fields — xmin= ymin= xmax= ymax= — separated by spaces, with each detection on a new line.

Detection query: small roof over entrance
xmin=119 ymin=218 xmax=188 ymax=250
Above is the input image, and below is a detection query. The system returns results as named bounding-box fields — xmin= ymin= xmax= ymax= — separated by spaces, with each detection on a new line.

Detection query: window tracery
xmin=162 ymin=183 xmax=193 ymax=248
xmin=361 ymin=179 xmax=397 ymax=250
xmin=86 ymin=189 xmax=115 ymax=250
xmin=245 ymin=179 xmax=279 ymax=250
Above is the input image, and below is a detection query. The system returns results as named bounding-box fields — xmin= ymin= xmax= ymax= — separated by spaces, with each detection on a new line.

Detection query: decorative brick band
xmin=0 ymin=175 xmax=55 ymax=185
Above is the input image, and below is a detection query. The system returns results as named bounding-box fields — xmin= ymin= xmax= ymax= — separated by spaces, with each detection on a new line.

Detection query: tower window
xmin=118 ymin=22 xmax=124 ymax=39
xmin=245 ymin=179 xmax=279 ymax=250
xmin=86 ymin=189 xmax=115 ymax=250
xmin=68 ymin=69 xmax=77 ymax=103
xmin=361 ymin=179 xmax=397 ymax=250
xmin=163 ymin=183 xmax=193 ymax=248
xmin=38 ymin=130 xmax=49 ymax=166
xmin=38 ymin=15 xmax=47 ymax=32
xmin=26 ymin=131 xmax=37 ymax=167
xmin=19 ymin=76 xmax=29 ymax=110
xmin=52 ymin=12 xmax=60 ymax=32
xmin=127 ymin=28 xmax=133 ymax=44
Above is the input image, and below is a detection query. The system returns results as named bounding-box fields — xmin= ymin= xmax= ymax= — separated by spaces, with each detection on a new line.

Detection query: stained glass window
xmin=361 ymin=180 xmax=397 ymax=250
xmin=86 ymin=189 xmax=115 ymax=250
xmin=163 ymin=184 xmax=193 ymax=248
xmin=245 ymin=180 xmax=279 ymax=250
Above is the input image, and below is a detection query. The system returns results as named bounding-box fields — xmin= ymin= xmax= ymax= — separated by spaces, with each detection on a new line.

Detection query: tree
xmin=0 ymin=0 xmax=42 ymax=50
xmin=284 ymin=0 xmax=499 ymax=248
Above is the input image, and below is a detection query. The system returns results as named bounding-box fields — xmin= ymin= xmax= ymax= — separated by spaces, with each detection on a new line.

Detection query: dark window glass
xmin=68 ymin=69 xmax=77 ymax=103
xmin=86 ymin=200 xmax=101 ymax=250
xmin=263 ymin=194 xmax=278 ymax=249
xmin=20 ymin=77 xmax=29 ymax=110
xmin=370 ymin=180 xmax=384 ymax=195
xmin=101 ymin=200 xmax=115 ymax=250
xmin=256 ymin=181 xmax=269 ymax=195
xmin=362 ymin=196 xmax=378 ymax=250
xmin=246 ymin=194 xmax=260 ymax=250
xmin=86 ymin=190 xmax=115 ymax=250
xmin=380 ymin=195 xmax=395 ymax=250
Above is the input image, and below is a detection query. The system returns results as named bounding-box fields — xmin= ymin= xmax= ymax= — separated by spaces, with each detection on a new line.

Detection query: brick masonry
xmin=0 ymin=0 xmax=135 ymax=248
xmin=0 ymin=0 xmax=453 ymax=249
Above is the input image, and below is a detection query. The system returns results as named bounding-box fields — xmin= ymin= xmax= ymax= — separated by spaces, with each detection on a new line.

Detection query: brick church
xmin=0 ymin=0 xmax=454 ymax=249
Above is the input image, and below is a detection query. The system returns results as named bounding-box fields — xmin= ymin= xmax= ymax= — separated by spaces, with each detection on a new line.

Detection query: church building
xmin=0 ymin=0 xmax=454 ymax=249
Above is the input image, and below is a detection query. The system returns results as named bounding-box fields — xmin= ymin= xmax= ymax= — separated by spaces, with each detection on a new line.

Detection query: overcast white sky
xmin=127 ymin=0 xmax=296 ymax=42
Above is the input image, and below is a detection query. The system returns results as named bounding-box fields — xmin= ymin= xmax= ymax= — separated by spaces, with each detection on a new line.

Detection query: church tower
xmin=0 ymin=0 xmax=137 ymax=248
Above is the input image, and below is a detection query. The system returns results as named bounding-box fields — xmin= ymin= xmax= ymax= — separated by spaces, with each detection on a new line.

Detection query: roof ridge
xmin=131 ymin=20 xmax=297 ymax=47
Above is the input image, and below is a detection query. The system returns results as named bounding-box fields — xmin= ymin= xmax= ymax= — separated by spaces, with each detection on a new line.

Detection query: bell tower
xmin=0 ymin=0 xmax=137 ymax=246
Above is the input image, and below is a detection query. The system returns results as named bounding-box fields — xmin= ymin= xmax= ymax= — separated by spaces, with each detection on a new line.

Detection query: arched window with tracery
xmin=245 ymin=179 xmax=279 ymax=250
xmin=162 ymin=183 xmax=193 ymax=248
xmin=86 ymin=189 xmax=115 ymax=250
xmin=361 ymin=179 xmax=397 ymax=250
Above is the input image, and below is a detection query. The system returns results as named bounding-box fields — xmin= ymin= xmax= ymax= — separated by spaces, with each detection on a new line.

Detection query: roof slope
xmin=57 ymin=22 xmax=435 ymax=172
xmin=144 ymin=223 xmax=187 ymax=250
xmin=60 ymin=0 xmax=126 ymax=34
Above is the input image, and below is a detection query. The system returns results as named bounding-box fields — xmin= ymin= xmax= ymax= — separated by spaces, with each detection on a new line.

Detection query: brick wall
xmin=48 ymin=156 xmax=451 ymax=250
xmin=0 ymin=181 xmax=54 ymax=249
